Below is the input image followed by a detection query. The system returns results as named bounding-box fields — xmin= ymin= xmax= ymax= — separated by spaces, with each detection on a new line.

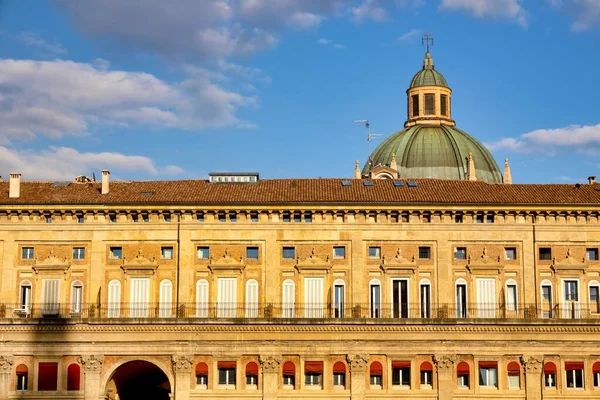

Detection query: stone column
xmin=347 ymin=354 xmax=368 ymax=400
xmin=172 ymin=355 xmax=193 ymax=400
xmin=434 ymin=355 xmax=455 ymax=400
xmin=79 ymin=355 xmax=104 ymax=400
xmin=0 ymin=355 xmax=14 ymax=400
xmin=259 ymin=355 xmax=281 ymax=400
xmin=521 ymin=356 xmax=543 ymax=400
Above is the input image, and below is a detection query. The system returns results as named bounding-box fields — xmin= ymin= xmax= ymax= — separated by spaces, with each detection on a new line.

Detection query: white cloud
xmin=550 ymin=0 xmax=600 ymax=31
xmin=1 ymin=31 xmax=67 ymax=57
xmin=0 ymin=146 xmax=183 ymax=181
xmin=351 ymin=0 xmax=391 ymax=23
xmin=486 ymin=123 xmax=600 ymax=155
xmin=398 ymin=29 xmax=421 ymax=41
xmin=439 ymin=0 xmax=528 ymax=27
xmin=317 ymin=38 xmax=346 ymax=49
xmin=0 ymin=59 xmax=256 ymax=142
xmin=288 ymin=12 xmax=325 ymax=29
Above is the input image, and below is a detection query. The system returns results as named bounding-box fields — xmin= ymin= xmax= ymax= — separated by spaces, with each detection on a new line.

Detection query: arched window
xmin=196 ymin=279 xmax=209 ymax=318
xmin=507 ymin=361 xmax=520 ymax=389
xmin=333 ymin=362 xmax=346 ymax=387
xmin=540 ymin=279 xmax=553 ymax=319
xmin=369 ymin=279 xmax=381 ymax=318
xmin=457 ymin=362 xmax=469 ymax=388
xmin=333 ymin=279 xmax=345 ymax=318
xmin=16 ymin=364 xmax=28 ymax=391
xmin=505 ymin=279 xmax=518 ymax=315
xmin=369 ymin=361 xmax=383 ymax=388
xmin=455 ymin=279 xmax=468 ymax=318
xmin=420 ymin=362 xmax=433 ymax=387
xmin=107 ymin=280 xmax=121 ymax=318
xmin=246 ymin=362 xmax=259 ymax=387
xmin=282 ymin=279 xmax=295 ymax=318
xmin=245 ymin=279 xmax=259 ymax=318
xmin=419 ymin=279 xmax=432 ymax=318
xmin=159 ymin=279 xmax=173 ymax=318
xmin=71 ymin=280 xmax=83 ymax=314
xmin=543 ymin=362 xmax=556 ymax=388
xmin=195 ymin=362 xmax=208 ymax=388
xmin=67 ymin=364 xmax=80 ymax=391
xmin=282 ymin=361 xmax=295 ymax=388
xmin=589 ymin=280 xmax=600 ymax=314
xmin=18 ymin=281 xmax=32 ymax=316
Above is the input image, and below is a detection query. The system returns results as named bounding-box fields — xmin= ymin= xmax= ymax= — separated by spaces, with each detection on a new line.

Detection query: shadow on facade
xmin=106 ymin=360 xmax=171 ymax=400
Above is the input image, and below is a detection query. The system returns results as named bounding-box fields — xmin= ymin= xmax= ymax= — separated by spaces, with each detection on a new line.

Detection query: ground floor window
xmin=392 ymin=362 xmax=410 ymax=387
xmin=282 ymin=361 xmax=295 ymax=388
xmin=565 ymin=362 xmax=584 ymax=389
xmin=370 ymin=361 xmax=383 ymax=388
xmin=305 ymin=373 xmax=321 ymax=386
xmin=478 ymin=362 xmax=498 ymax=388
xmin=304 ymin=361 xmax=323 ymax=387
xmin=457 ymin=362 xmax=470 ymax=388
xmin=333 ymin=372 xmax=345 ymax=386
xmin=217 ymin=362 xmax=236 ymax=387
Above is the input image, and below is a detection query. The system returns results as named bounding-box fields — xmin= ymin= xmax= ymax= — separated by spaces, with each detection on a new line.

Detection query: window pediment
xmin=551 ymin=249 xmax=587 ymax=275
xmin=381 ymin=249 xmax=417 ymax=274
xmin=121 ymin=249 xmax=158 ymax=276
xmin=208 ymin=249 xmax=245 ymax=274
xmin=466 ymin=248 xmax=504 ymax=275
xmin=32 ymin=250 xmax=70 ymax=276
xmin=295 ymin=248 xmax=331 ymax=274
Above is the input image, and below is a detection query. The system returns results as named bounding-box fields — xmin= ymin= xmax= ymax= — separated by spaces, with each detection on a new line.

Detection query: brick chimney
xmin=9 ymin=173 xmax=21 ymax=198
xmin=101 ymin=170 xmax=110 ymax=195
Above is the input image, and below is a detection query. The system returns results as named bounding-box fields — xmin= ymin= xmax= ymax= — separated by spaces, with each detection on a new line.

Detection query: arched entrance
xmin=106 ymin=360 xmax=171 ymax=400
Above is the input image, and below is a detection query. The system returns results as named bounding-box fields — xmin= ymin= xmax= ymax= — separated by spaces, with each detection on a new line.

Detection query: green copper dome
xmin=409 ymin=52 xmax=448 ymax=88
xmin=363 ymin=125 xmax=503 ymax=183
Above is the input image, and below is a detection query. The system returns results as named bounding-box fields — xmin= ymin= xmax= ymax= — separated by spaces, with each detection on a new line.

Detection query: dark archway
xmin=107 ymin=360 xmax=171 ymax=400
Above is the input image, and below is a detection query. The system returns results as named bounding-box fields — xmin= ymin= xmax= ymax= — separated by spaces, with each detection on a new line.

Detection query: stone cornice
xmin=32 ymin=249 xmax=70 ymax=276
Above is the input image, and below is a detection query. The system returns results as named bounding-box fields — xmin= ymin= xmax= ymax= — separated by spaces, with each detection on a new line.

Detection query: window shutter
xmin=245 ymin=279 xmax=259 ymax=318
xmin=130 ymin=278 xmax=149 ymax=317
xmin=108 ymin=280 xmax=121 ymax=318
xmin=304 ymin=278 xmax=324 ymax=318
xmin=282 ymin=280 xmax=295 ymax=318
xmin=476 ymin=278 xmax=496 ymax=318
xmin=159 ymin=280 xmax=172 ymax=318
xmin=41 ymin=279 xmax=60 ymax=315
xmin=67 ymin=364 xmax=80 ymax=390
xmin=196 ymin=280 xmax=209 ymax=318
xmin=38 ymin=362 xmax=58 ymax=391
xmin=217 ymin=278 xmax=237 ymax=318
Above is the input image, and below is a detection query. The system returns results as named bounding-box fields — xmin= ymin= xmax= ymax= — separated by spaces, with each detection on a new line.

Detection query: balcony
xmin=2 ymin=302 xmax=599 ymax=322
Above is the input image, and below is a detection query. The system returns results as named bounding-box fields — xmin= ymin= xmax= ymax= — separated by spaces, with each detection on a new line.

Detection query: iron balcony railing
xmin=4 ymin=302 xmax=600 ymax=321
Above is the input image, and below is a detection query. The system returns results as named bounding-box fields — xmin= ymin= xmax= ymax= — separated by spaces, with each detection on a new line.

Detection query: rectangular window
xmin=368 ymin=246 xmax=381 ymax=258
xmin=505 ymin=247 xmax=516 ymax=260
xmin=594 ymin=371 xmax=600 ymax=387
xmin=440 ymin=94 xmax=448 ymax=116
xmin=392 ymin=365 xmax=410 ymax=387
xmin=304 ymin=212 xmax=313 ymax=223
xmin=421 ymin=370 xmax=432 ymax=386
xmin=196 ymin=213 xmax=205 ymax=222
xmin=565 ymin=366 xmax=584 ymax=388
xmin=218 ymin=212 xmax=226 ymax=223
xmin=218 ymin=368 xmax=236 ymax=385
xmin=16 ymin=370 xmax=27 ymax=390
xmin=418 ymin=246 xmax=431 ymax=259
xmin=590 ymin=285 xmax=600 ymax=313
xmin=282 ymin=212 xmax=291 ymax=223
xmin=77 ymin=215 xmax=85 ymax=223
xmin=246 ymin=246 xmax=259 ymax=259
xmin=283 ymin=374 xmax=295 ymax=386
xmin=196 ymin=374 xmax=207 ymax=385
xmin=476 ymin=214 xmax=484 ymax=223
xmin=486 ymin=214 xmax=495 ymax=223
xmin=411 ymin=95 xmax=419 ymax=117
xmin=420 ymin=284 xmax=431 ymax=318
xmin=246 ymin=374 xmax=257 ymax=385
xmin=229 ymin=212 xmax=237 ymax=223
xmin=478 ymin=363 xmax=498 ymax=388
xmin=305 ymin=373 xmax=322 ymax=386
xmin=506 ymin=284 xmax=518 ymax=312
xmin=424 ymin=94 xmax=435 ymax=115
xmin=539 ymin=248 xmax=552 ymax=261
xmin=458 ymin=373 xmax=469 ymax=387
xmin=45 ymin=215 xmax=52 ymax=223
xmin=282 ymin=247 xmax=295 ymax=259
xmin=370 ymin=374 xmax=382 ymax=386
xmin=73 ymin=247 xmax=85 ymax=260
xmin=163 ymin=213 xmax=171 ymax=222
xmin=565 ymin=280 xmax=579 ymax=301
xmin=333 ymin=372 xmax=345 ymax=386
xmin=333 ymin=246 xmax=346 ymax=259
xmin=455 ymin=214 xmax=463 ymax=223
xmin=38 ymin=362 xmax=58 ymax=391
xmin=587 ymin=248 xmax=599 ymax=261
xmin=250 ymin=212 xmax=258 ymax=222
xmin=454 ymin=247 xmax=467 ymax=260
xmin=197 ymin=246 xmax=210 ymax=259
xmin=293 ymin=212 xmax=302 ymax=223
xmin=545 ymin=372 xmax=556 ymax=388
xmin=22 ymin=247 xmax=34 ymax=260
xmin=109 ymin=247 xmax=122 ymax=260
xmin=508 ymin=374 xmax=520 ymax=389
xmin=161 ymin=246 xmax=173 ymax=260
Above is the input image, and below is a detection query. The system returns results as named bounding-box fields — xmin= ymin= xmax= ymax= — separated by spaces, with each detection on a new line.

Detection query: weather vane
xmin=422 ymin=33 xmax=434 ymax=52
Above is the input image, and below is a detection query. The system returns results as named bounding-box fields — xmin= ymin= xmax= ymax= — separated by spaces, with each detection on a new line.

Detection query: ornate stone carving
xmin=259 ymin=355 xmax=281 ymax=373
xmin=172 ymin=355 xmax=194 ymax=373
xmin=0 ymin=355 xmax=13 ymax=373
xmin=433 ymin=355 xmax=455 ymax=372
xmin=78 ymin=355 xmax=104 ymax=373
xmin=346 ymin=354 xmax=368 ymax=372
xmin=521 ymin=356 xmax=543 ymax=373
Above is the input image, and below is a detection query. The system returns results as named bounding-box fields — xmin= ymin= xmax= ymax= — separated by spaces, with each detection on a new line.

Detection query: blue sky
xmin=0 ymin=0 xmax=599 ymax=183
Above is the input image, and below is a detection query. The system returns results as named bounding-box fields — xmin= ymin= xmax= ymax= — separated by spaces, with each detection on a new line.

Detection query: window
xmin=392 ymin=362 xmax=410 ymax=387
xmin=38 ymin=362 xmax=58 ymax=391
xmin=22 ymin=247 xmax=34 ymax=260
xmin=411 ymin=94 xmax=419 ymax=117
xmin=282 ymin=212 xmax=291 ymax=223
xmin=283 ymin=247 xmax=295 ymax=259
xmin=454 ymin=247 xmax=467 ymax=260
xmin=107 ymin=280 xmax=121 ymax=318
xmin=293 ymin=212 xmax=302 ymax=223
xmin=456 ymin=280 xmax=467 ymax=318
xmin=333 ymin=362 xmax=346 ymax=387
xmin=486 ymin=214 xmax=495 ymax=224
xmin=73 ymin=247 xmax=85 ymax=260
xmin=246 ymin=362 xmax=259 ymax=387
xmin=368 ymin=246 xmax=381 ymax=258
xmin=217 ymin=278 xmax=237 ymax=318
xmin=476 ymin=214 xmax=484 ymax=224
xmin=245 ymin=279 xmax=259 ymax=318
xmin=440 ymin=94 xmax=448 ymax=116
xmin=478 ymin=362 xmax=498 ymax=388
xmin=282 ymin=279 xmax=295 ymax=318
xmin=282 ymin=362 xmax=295 ymax=388
xmin=16 ymin=364 xmax=28 ymax=391
xmin=131 ymin=213 xmax=139 ymax=222
xmin=77 ymin=215 xmax=85 ymax=223
xmin=507 ymin=361 xmax=520 ymax=389
xmin=593 ymin=362 xmax=600 ymax=387
xmin=505 ymin=247 xmax=516 ymax=260
xmin=590 ymin=283 xmax=600 ymax=314
xmin=218 ymin=362 xmax=236 ymax=386
xmin=250 ymin=212 xmax=258 ymax=222
xmin=565 ymin=362 xmax=584 ymax=388
xmin=541 ymin=282 xmax=553 ymax=318
xmin=544 ymin=362 xmax=556 ymax=388
xmin=418 ymin=246 xmax=431 ymax=259
xmin=246 ymin=246 xmax=259 ymax=259
xmin=539 ymin=247 xmax=552 ymax=261
xmin=229 ymin=212 xmax=237 ymax=223
xmin=420 ymin=362 xmax=433 ymax=387
xmin=45 ymin=215 xmax=52 ymax=223
xmin=161 ymin=246 xmax=174 ymax=260
xmin=218 ymin=212 xmax=226 ymax=223
xmin=305 ymin=362 xmax=323 ymax=387
xmin=424 ymin=94 xmax=435 ymax=115
xmin=41 ymin=279 xmax=60 ymax=316
xmin=195 ymin=363 xmax=208 ymax=387
xmin=565 ymin=280 xmax=579 ymax=301
xmin=457 ymin=362 xmax=470 ymax=388
xmin=333 ymin=280 xmax=345 ymax=318
xmin=455 ymin=214 xmax=463 ymax=223
xmin=142 ymin=213 xmax=149 ymax=223
xmin=159 ymin=280 xmax=173 ymax=318
xmin=109 ymin=247 xmax=122 ymax=260
xmin=506 ymin=281 xmax=518 ymax=313
xmin=109 ymin=213 xmax=117 ymax=223
xmin=370 ymin=362 xmax=383 ymax=388
xmin=304 ymin=212 xmax=312 ymax=223
xmin=197 ymin=246 xmax=210 ymax=259
xmin=67 ymin=364 xmax=80 ymax=391
xmin=19 ymin=281 xmax=32 ymax=313
xmin=163 ymin=213 xmax=171 ymax=222
xmin=333 ymin=246 xmax=346 ymax=259
xmin=420 ymin=280 xmax=431 ymax=318
xmin=71 ymin=281 xmax=83 ymax=314
xmin=197 ymin=212 xmax=205 ymax=223
xmin=587 ymin=248 xmax=599 ymax=261
xmin=370 ymin=280 xmax=381 ymax=318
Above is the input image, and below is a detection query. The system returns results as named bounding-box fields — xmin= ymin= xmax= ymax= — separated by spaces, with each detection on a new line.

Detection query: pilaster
xmin=521 ymin=356 xmax=543 ymax=400
xmin=0 ymin=356 xmax=13 ymax=400
xmin=259 ymin=355 xmax=281 ymax=400
xmin=434 ymin=355 xmax=455 ymax=400
xmin=172 ymin=355 xmax=193 ymax=400
xmin=79 ymin=355 xmax=103 ymax=400
xmin=347 ymin=354 xmax=368 ymax=400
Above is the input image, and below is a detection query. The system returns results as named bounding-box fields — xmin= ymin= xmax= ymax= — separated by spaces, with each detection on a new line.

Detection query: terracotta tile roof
xmin=0 ymin=179 xmax=599 ymax=206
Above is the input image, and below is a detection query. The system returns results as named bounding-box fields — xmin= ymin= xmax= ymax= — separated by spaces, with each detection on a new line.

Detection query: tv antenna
xmin=354 ymin=119 xmax=382 ymax=158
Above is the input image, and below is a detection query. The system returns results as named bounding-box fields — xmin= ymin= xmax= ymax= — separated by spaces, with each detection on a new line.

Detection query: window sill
xmin=333 ymin=385 xmax=346 ymax=390
xmin=217 ymin=385 xmax=236 ymax=390
xmin=392 ymin=385 xmax=410 ymax=390
xmin=420 ymin=384 xmax=432 ymax=390
xmin=246 ymin=384 xmax=257 ymax=390
xmin=480 ymin=386 xmax=498 ymax=390
xmin=370 ymin=385 xmax=382 ymax=390
xmin=283 ymin=384 xmax=295 ymax=390
xmin=195 ymin=384 xmax=207 ymax=390
xmin=457 ymin=385 xmax=469 ymax=390
xmin=305 ymin=385 xmax=322 ymax=390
